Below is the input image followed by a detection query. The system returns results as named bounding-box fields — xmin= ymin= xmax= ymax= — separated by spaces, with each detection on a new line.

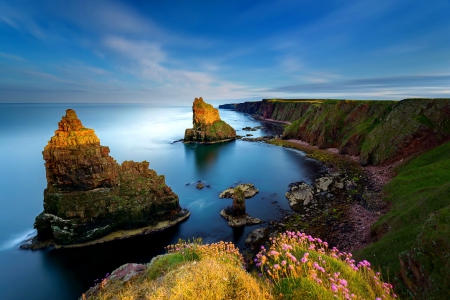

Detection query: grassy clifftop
xmin=354 ymin=140 xmax=450 ymax=299
xmin=83 ymin=234 xmax=397 ymax=300
xmin=234 ymin=98 xmax=450 ymax=165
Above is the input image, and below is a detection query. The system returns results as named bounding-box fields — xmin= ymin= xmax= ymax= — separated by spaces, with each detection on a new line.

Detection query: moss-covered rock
xmin=27 ymin=109 xmax=188 ymax=248
xmin=184 ymin=97 xmax=236 ymax=143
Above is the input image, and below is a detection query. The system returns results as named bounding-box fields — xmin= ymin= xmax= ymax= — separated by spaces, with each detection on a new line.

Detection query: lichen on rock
xmin=24 ymin=109 xmax=189 ymax=249
xmin=184 ymin=97 xmax=236 ymax=143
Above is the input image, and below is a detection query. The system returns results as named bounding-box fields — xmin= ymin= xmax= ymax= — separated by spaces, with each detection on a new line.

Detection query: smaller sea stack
xmin=184 ymin=97 xmax=236 ymax=143
xmin=25 ymin=109 xmax=189 ymax=249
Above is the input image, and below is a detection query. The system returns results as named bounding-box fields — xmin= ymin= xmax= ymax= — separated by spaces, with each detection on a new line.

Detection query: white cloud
xmin=0 ymin=52 xmax=26 ymax=61
xmin=0 ymin=2 xmax=46 ymax=39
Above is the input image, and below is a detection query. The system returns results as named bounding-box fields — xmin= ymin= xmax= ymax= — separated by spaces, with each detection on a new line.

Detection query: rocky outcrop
xmin=220 ymin=184 xmax=262 ymax=227
xmin=184 ymin=97 xmax=236 ymax=143
xmin=219 ymin=183 xmax=259 ymax=199
xmin=25 ymin=109 xmax=189 ymax=248
xmin=218 ymin=103 xmax=237 ymax=110
xmin=230 ymin=98 xmax=450 ymax=166
xmin=285 ymin=173 xmax=353 ymax=212
xmin=220 ymin=209 xmax=262 ymax=227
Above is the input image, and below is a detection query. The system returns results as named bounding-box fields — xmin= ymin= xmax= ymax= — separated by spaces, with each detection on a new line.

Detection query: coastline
xmin=21 ymin=210 xmax=190 ymax=250
xmin=262 ymin=136 xmax=394 ymax=253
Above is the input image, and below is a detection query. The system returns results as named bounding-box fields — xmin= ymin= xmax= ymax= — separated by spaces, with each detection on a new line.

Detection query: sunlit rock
xmin=184 ymin=97 xmax=236 ymax=143
xmin=23 ymin=109 xmax=189 ymax=249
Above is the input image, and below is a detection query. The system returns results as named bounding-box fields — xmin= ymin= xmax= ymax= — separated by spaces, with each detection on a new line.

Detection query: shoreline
xmin=261 ymin=137 xmax=395 ymax=253
xmin=20 ymin=209 xmax=190 ymax=250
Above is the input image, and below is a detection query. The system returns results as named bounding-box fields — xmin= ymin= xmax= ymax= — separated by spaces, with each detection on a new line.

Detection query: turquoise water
xmin=0 ymin=103 xmax=324 ymax=299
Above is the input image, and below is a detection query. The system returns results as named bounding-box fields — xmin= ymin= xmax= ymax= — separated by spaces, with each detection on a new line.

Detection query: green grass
xmin=355 ymin=140 xmax=450 ymax=298
xmin=145 ymin=252 xmax=188 ymax=280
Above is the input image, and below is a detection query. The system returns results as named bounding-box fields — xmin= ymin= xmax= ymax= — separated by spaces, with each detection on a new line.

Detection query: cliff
xmin=184 ymin=97 xmax=236 ymax=143
xmin=226 ymin=98 xmax=450 ymax=298
xmin=28 ymin=109 xmax=189 ymax=248
xmin=231 ymin=98 xmax=450 ymax=165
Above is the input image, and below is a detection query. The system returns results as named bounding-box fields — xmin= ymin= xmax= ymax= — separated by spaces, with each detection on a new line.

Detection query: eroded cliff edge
xmin=23 ymin=109 xmax=189 ymax=249
xmin=221 ymin=98 xmax=450 ymax=298
xmin=184 ymin=97 xmax=236 ymax=143
xmin=222 ymin=98 xmax=450 ymax=165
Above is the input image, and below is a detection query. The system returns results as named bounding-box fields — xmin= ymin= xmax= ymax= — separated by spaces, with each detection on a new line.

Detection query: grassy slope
xmin=354 ymin=140 xmax=450 ymax=297
xmin=84 ymin=236 xmax=397 ymax=300
xmin=278 ymin=99 xmax=450 ymax=165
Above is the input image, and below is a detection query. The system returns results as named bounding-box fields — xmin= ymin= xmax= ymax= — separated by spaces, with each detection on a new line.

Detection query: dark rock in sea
xmin=184 ymin=97 xmax=236 ymax=143
xmin=220 ymin=208 xmax=262 ymax=227
xmin=241 ymin=135 xmax=276 ymax=142
xmin=219 ymin=184 xmax=262 ymax=227
xmin=245 ymin=227 xmax=269 ymax=246
xmin=196 ymin=181 xmax=205 ymax=190
xmin=23 ymin=109 xmax=189 ymax=249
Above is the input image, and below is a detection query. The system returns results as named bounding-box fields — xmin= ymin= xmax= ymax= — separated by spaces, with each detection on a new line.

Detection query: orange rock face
xmin=42 ymin=109 xmax=119 ymax=191
xmin=185 ymin=97 xmax=236 ymax=143
xmin=29 ymin=109 xmax=188 ymax=247
xmin=192 ymin=97 xmax=221 ymax=130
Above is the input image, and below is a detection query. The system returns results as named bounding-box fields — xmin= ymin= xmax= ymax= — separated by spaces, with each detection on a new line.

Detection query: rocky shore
xmin=238 ymin=131 xmax=391 ymax=254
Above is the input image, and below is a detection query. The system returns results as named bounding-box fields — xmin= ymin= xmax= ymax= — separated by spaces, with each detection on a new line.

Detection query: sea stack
xmin=184 ymin=97 xmax=236 ymax=143
xmin=26 ymin=109 xmax=189 ymax=249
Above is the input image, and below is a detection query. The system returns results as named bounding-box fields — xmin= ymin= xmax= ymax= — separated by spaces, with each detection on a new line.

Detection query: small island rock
xmin=184 ymin=97 xmax=236 ymax=143
xmin=219 ymin=183 xmax=259 ymax=199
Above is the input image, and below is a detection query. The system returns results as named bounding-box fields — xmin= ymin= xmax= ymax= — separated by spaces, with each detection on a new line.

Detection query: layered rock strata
xmin=28 ymin=109 xmax=189 ymax=248
xmin=184 ymin=97 xmax=236 ymax=143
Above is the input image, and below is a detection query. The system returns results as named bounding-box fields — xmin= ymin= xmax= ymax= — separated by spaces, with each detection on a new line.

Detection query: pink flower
xmin=281 ymin=260 xmax=287 ymax=266
xmin=340 ymin=279 xmax=348 ymax=287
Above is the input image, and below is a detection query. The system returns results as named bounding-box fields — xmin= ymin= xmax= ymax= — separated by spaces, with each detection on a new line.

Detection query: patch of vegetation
xmin=269 ymin=139 xmax=363 ymax=179
xmin=207 ymin=120 xmax=236 ymax=140
xmin=415 ymin=114 xmax=433 ymax=128
xmin=84 ymin=232 xmax=397 ymax=300
xmin=254 ymin=231 xmax=397 ymax=300
xmin=355 ymin=140 xmax=450 ymax=298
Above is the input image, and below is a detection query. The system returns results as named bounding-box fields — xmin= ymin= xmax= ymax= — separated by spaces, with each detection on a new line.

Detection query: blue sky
xmin=0 ymin=0 xmax=449 ymax=104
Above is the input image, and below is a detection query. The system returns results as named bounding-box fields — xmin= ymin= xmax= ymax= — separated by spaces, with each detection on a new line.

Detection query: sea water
xmin=0 ymin=103 xmax=324 ymax=299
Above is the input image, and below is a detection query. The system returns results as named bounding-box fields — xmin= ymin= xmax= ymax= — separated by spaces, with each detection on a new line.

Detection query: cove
xmin=0 ymin=103 xmax=324 ymax=299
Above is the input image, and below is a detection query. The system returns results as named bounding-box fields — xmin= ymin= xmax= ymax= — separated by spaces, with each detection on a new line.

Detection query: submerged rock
xmin=25 ymin=109 xmax=189 ymax=249
xmin=184 ymin=97 xmax=236 ymax=143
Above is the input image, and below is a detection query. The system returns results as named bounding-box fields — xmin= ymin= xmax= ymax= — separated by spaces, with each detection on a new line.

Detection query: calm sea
xmin=0 ymin=103 xmax=323 ymax=300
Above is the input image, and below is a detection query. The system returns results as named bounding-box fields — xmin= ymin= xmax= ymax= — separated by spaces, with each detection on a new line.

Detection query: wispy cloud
xmin=0 ymin=2 xmax=46 ymax=39
xmin=0 ymin=52 xmax=26 ymax=61
xmin=265 ymin=74 xmax=450 ymax=99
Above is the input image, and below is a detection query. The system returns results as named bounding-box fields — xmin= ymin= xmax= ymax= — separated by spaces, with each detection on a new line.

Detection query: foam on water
xmin=0 ymin=229 xmax=36 ymax=251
